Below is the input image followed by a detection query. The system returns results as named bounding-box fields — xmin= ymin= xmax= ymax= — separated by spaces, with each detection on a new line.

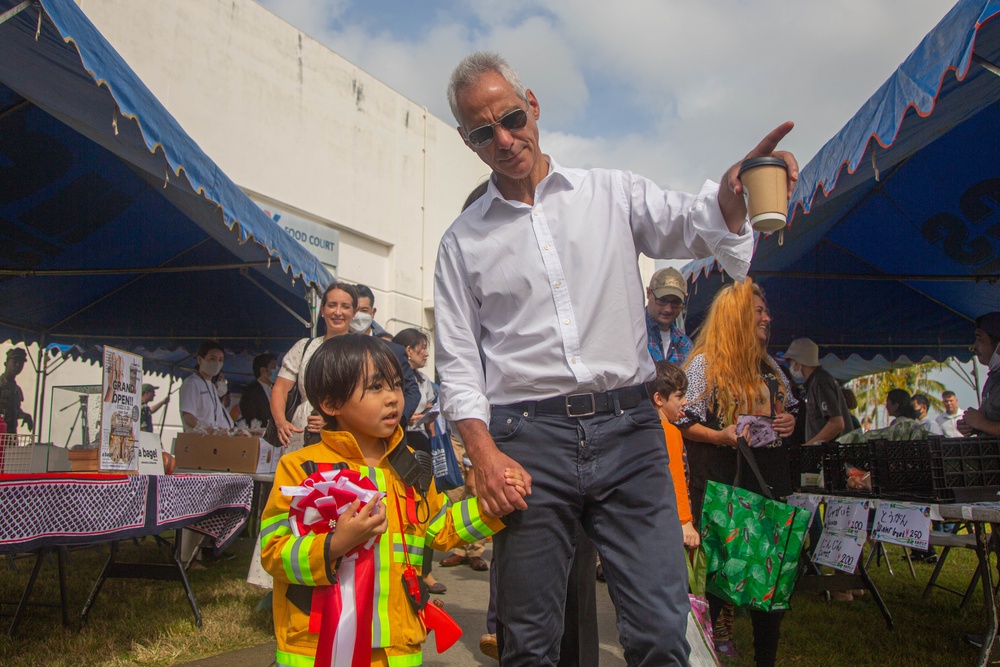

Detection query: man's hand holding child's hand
xmin=504 ymin=467 xmax=528 ymax=498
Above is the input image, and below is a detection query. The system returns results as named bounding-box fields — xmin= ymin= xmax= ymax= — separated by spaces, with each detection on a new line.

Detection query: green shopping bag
xmin=700 ymin=443 xmax=810 ymax=612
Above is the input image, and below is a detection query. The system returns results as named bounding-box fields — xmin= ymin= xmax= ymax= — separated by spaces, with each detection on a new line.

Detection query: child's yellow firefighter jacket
xmin=260 ymin=426 xmax=504 ymax=667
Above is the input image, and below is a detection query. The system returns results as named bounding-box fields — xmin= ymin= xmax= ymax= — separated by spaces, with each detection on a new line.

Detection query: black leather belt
xmin=508 ymin=385 xmax=649 ymax=418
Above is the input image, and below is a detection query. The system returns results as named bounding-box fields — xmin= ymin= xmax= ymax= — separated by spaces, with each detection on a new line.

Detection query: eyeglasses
xmin=654 ymin=296 xmax=684 ymax=308
xmin=465 ymin=108 xmax=528 ymax=148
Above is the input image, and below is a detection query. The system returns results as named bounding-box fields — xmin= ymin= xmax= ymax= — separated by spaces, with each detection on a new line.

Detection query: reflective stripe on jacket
xmin=261 ymin=425 xmax=504 ymax=665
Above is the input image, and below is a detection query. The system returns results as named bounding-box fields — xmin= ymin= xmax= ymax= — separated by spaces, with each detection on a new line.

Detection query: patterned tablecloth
xmin=0 ymin=473 xmax=252 ymax=554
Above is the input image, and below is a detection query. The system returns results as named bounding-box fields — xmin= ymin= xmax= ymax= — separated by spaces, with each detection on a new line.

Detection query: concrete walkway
xmin=176 ymin=545 xmax=626 ymax=666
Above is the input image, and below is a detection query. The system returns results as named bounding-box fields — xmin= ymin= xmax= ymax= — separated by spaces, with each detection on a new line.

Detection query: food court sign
xmin=254 ymin=200 xmax=339 ymax=270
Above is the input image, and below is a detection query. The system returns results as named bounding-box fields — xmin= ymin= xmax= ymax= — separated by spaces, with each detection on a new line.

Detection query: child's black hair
xmin=304 ymin=334 xmax=403 ymax=430
xmin=646 ymin=359 xmax=689 ymax=400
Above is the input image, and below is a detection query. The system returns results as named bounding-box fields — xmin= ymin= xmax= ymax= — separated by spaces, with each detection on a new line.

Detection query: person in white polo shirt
xmin=179 ymin=340 xmax=233 ymax=432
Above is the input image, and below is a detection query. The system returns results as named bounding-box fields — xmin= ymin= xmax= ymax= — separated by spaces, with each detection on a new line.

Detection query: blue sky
xmin=256 ymin=0 xmax=951 ymax=194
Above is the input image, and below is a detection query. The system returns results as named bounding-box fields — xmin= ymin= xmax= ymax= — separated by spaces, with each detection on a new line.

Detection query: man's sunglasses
xmin=465 ymin=108 xmax=528 ymax=148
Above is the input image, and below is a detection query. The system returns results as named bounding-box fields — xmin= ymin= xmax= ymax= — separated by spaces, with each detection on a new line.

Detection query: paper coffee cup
xmin=738 ymin=157 xmax=788 ymax=232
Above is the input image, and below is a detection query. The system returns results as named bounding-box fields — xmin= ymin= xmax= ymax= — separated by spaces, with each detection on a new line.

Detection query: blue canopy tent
xmin=0 ymin=0 xmax=333 ymax=427
xmin=684 ymin=0 xmax=1000 ymax=379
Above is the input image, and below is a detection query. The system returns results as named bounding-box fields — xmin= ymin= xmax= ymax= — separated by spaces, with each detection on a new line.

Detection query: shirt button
xmin=563 ymin=319 xmax=570 ymax=325
xmin=554 ymin=281 xmax=561 ymax=288
xmin=533 ymin=209 xmax=540 ymax=216
xmin=543 ymin=244 xmax=550 ymax=250
xmin=571 ymin=357 xmax=578 ymax=364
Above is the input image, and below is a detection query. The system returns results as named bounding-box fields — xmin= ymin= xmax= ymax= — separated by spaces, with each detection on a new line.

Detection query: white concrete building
xmin=75 ymin=0 xmax=491 ymax=335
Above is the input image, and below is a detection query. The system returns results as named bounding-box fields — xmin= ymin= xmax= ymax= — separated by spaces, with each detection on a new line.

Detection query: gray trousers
xmin=490 ymin=401 xmax=690 ymax=666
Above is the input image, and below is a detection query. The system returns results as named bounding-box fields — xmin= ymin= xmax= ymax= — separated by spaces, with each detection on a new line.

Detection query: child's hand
xmin=681 ymin=521 xmax=701 ymax=550
xmin=504 ymin=467 xmax=528 ymax=498
xmin=334 ymin=497 xmax=388 ymax=552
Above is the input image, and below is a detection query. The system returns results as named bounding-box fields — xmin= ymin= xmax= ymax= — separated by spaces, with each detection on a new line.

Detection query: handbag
xmin=263 ymin=337 xmax=315 ymax=446
xmin=427 ymin=418 xmax=465 ymax=492
xmin=700 ymin=442 xmax=810 ymax=612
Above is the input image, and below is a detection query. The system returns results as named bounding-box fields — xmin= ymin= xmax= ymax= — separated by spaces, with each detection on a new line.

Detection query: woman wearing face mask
xmin=270 ymin=281 xmax=358 ymax=450
xmin=178 ymin=340 xmax=234 ymax=432
xmin=675 ymin=278 xmax=799 ymax=667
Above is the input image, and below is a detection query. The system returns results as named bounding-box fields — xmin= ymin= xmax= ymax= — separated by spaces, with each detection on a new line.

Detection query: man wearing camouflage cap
xmin=645 ymin=267 xmax=693 ymax=364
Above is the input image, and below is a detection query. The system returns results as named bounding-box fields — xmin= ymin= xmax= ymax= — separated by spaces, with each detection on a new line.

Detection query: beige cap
xmin=648 ymin=268 xmax=687 ymax=300
xmin=783 ymin=338 xmax=820 ymax=367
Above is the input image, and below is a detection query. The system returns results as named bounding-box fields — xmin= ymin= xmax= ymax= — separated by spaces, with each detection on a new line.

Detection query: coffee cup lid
xmin=738 ymin=156 xmax=787 ymax=175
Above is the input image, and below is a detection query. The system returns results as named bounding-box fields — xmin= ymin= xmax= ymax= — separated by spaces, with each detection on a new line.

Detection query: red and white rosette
xmin=282 ymin=468 xmax=385 ymax=667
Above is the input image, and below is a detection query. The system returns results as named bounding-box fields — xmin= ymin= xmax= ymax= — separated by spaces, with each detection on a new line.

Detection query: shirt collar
xmin=319 ymin=424 xmax=405 ymax=463
xmin=481 ymin=155 xmax=575 ymax=212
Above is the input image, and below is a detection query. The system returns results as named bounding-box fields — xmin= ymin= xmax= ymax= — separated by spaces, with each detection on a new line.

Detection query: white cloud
xmin=255 ymin=0 xmax=952 ymax=192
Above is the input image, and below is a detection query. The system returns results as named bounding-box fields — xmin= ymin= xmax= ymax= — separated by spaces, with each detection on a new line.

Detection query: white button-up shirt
xmin=433 ymin=157 xmax=754 ymax=425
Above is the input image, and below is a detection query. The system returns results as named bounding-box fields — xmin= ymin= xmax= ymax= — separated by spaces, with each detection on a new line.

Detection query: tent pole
xmin=158 ymin=374 xmax=174 ymax=438
xmin=239 ymin=269 xmax=310 ymax=328
xmin=310 ymin=286 xmax=320 ymax=338
xmin=33 ymin=336 xmax=47 ymax=443
xmin=972 ymin=357 xmax=982 ymax=408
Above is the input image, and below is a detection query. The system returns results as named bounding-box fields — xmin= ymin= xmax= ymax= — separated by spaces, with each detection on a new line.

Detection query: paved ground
xmin=178 ymin=544 xmax=626 ymax=666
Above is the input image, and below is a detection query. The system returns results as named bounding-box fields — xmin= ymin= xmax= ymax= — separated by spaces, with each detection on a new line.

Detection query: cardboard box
xmin=173 ymin=433 xmax=280 ymax=474
xmin=68 ymin=448 xmax=100 ymax=471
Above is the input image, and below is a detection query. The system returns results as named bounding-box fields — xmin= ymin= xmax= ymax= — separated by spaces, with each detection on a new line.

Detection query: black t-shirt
xmin=802 ymin=367 xmax=854 ymax=442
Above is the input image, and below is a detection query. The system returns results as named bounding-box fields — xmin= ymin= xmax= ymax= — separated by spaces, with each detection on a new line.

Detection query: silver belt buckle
xmin=565 ymin=393 xmax=597 ymax=418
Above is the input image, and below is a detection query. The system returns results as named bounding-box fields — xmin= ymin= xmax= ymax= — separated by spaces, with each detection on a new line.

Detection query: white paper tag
xmin=136 ymin=432 xmax=164 ymax=475
xmin=823 ymin=497 xmax=870 ymax=539
xmin=871 ymin=502 xmax=932 ymax=550
xmin=813 ymin=529 xmax=866 ymax=573
xmin=787 ymin=493 xmax=822 ymax=531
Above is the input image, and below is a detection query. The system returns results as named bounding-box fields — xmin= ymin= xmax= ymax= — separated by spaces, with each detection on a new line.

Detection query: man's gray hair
xmin=447 ymin=51 xmax=528 ymax=127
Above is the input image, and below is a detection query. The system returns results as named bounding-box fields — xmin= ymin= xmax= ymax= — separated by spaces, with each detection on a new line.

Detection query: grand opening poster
xmin=101 ymin=346 xmax=142 ymax=471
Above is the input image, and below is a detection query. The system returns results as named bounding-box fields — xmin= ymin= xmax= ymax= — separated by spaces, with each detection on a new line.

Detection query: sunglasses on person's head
xmin=465 ymin=108 xmax=528 ymax=148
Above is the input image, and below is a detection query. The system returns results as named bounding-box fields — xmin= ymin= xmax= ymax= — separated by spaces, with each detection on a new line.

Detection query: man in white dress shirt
xmin=433 ymin=51 xmax=798 ymax=665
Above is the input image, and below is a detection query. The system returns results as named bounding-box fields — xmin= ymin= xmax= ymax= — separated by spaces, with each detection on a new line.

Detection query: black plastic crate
xmin=872 ymin=439 xmax=937 ymax=500
xmin=792 ymin=443 xmax=828 ymax=491
xmin=931 ymin=437 xmax=1000 ymax=502
xmin=824 ymin=441 xmax=877 ymax=496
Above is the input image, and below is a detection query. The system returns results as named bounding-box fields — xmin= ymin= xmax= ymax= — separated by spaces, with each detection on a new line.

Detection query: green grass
xmin=728 ymin=543 xmax=990 ymax=666
xmin=0 ymin=534 xmax=274 ymax=667
xmin=1 ymin=534 xmax=994 ymax=666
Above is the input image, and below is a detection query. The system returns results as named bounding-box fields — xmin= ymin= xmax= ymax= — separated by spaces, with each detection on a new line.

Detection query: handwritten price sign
xmin=871 ymin=502 xmax=932 ymax=550
xmin=823 ymin=497 xmax=870 ymax=538
xmin=813 ymin=529 xmax=866 ymax=573
xmin=787 ymin=494 xmax=821 ymax=531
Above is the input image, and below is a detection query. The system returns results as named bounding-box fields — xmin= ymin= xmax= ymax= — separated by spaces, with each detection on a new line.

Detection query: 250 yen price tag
xmin=872 ymin=502 xmax=932 ymax=551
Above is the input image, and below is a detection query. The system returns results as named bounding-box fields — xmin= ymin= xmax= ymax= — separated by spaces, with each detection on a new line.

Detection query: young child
xmin=648 ymin=360 xmax=700 ymax=549
xmin=260 ymin=334 xmax=524 ymax=667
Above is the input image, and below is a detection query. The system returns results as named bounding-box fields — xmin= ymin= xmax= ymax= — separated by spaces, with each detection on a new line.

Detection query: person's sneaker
xmin=479 ymin=633 xmax=499 ymax=660
xmin=966 ymin=632 xmax=988 ymax=649
xmin=714 ymin=639 xmax=739 ymax=659
xmin=830 ymin=591 xmax=854 ymax=602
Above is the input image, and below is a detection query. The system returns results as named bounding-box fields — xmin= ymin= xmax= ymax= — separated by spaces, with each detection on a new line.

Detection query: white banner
xmin=100 ymin=346 xmax=142 ymax=471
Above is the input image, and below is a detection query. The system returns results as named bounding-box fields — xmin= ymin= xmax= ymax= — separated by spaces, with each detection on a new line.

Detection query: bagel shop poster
xmin=101 ymin=346 xmax=142 ymax=471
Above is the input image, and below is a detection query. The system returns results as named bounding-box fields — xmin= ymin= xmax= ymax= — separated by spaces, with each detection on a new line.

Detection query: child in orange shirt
xmin=648 ymin=360 xmax=700 ymax=549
